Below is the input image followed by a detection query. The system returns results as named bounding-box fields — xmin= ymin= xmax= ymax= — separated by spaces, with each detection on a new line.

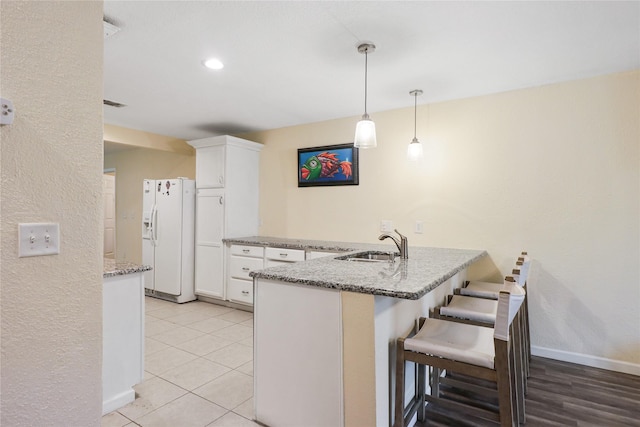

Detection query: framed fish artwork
xmin=297 ymin=143 xmax=359 ymax=187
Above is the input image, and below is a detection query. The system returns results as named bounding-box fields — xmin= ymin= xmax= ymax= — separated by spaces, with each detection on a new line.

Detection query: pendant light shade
xmin=407 ymin=89 xmax=424 ymax=161
xmin=407 ymin=137 xmax=423 ymax=160
xmin=355 ymin=115 xmax=377 ymax=148
xmin=354 ymin=43 xmax=377 ymax=149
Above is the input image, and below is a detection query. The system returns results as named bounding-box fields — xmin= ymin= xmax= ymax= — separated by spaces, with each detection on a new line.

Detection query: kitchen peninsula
xmin=102 ymin=259 xmax=151 ymax=415
xmin=242 ymin=237 xmax=486 ymax=427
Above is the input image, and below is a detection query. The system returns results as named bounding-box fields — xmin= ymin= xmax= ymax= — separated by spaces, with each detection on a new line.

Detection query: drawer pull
xmin=280 ymin=253 xmax=288 ymax=258
xmin=242 ymin=267 xmax=250 ymax=271
xmin=242 ymin=249 xmax=250 ymax=253
xmin=242 ymin=290 xmax=250 ymax=296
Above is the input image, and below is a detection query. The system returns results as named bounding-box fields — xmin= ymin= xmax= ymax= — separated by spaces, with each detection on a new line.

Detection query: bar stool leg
xmin=430 ymin=366 xmax=441 ymax=398
xmin=395 ymin=338 xmax=406 ymax=427
xmin=512 ymin=315 xmax=525 ymax=423
xmin=417 ymin=364 xmax=426 ymax=422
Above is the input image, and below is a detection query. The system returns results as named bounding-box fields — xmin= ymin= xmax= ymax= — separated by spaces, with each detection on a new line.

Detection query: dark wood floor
xmin=415 ymin=356 xmax=640 ymax=426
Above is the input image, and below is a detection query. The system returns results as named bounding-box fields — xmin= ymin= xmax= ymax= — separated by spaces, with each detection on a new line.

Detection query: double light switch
xmin=18 ymin=223 xmax=60 ymax=257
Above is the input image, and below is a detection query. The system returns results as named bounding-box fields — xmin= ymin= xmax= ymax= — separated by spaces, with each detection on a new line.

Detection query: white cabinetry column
xmin=188 ymin=136 xmax=263 ymax=301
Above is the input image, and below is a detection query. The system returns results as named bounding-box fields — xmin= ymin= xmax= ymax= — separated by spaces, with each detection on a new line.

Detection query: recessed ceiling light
xmin=203 ymin=58 xmax=224 ymax=70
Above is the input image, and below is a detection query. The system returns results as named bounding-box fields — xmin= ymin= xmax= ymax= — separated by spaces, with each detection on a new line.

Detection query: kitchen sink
xmin=335 ymin=251 xmax=400 ymax=262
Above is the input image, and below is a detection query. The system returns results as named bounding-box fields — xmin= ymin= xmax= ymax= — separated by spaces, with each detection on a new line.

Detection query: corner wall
xmin=1 ymin=1 xmax=104 ymax=425
xmin=242 ymin=71 xmax=640 ymax=370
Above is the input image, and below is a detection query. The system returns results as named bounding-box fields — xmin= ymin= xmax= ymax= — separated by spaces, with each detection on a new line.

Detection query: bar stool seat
xmin=405 ymin=317 xmax=496 ymax=368
xmin=439 ymin=295 xmax=497 ymax=324
xmin=459 ymin=280 xmax=503 ymax=299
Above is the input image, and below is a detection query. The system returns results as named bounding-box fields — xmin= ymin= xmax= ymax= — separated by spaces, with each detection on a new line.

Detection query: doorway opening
xmin=103 ymin=168 xmax=116 ymax=259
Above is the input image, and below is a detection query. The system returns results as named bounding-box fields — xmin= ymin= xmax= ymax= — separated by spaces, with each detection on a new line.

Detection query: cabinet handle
xmin=242 ymin=290 xmax=250 ymax=296
xmin=242 ymin=267 xmax=250 ymax=271
xmin=242 ymin=249 xmax=250 ymax=254
xmin=219 ymin=196 xmax=224 ymax=205
xmin=279 ymin=253 xmax=288 ymax=258
xmin=218 ymin=175 xmax=224 ymax=184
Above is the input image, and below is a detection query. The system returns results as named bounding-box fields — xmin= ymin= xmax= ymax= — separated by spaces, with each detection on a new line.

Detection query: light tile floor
xmin=102 ymin=297 xmax=260 ymax=427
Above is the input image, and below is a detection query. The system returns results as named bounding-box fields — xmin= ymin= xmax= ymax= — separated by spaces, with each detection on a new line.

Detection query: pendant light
xmin=407 ymin=89 xmax=424 ymax=161
xmin=354 ymin=43 xmax=377 ymax=149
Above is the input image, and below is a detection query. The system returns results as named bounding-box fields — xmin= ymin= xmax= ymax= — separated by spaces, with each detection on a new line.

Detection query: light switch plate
xmin=19 ymin=223 xmax=60 ymax=257
xmin=380 ymin=220 xmax=393 ymax=233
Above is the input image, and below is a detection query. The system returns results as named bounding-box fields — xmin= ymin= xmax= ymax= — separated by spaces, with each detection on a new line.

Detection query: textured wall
xmin=104 ymin=148 xmax=195 ymax=263
xmin=0 ymin=2 xmax=104 ymax=426
xmin=242 ymin=71 xmax=640 ymax=369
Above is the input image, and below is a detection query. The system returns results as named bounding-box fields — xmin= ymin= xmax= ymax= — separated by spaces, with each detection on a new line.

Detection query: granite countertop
xmin=224 ymin=236 xmax=365 ymax=252
xmin=238 ymin=237 xmax=487 ymax=300
xmin=103 ymin=258 xmax=152 ymax=278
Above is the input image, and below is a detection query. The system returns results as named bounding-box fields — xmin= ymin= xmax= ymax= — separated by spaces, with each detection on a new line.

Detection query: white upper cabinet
xmin=195 ymin=145 xmax=226 ymax=188
xmin=189 ymin=135 xmax=263 ymax=191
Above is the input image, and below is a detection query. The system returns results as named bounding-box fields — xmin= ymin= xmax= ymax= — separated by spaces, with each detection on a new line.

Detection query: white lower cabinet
xmin=225 ymin=244 xmax=341 ymax=307
xmin=195 ymin=245 xmax=224 ymax=299
xmin=227 ymin=244 xmax=264 ymax=305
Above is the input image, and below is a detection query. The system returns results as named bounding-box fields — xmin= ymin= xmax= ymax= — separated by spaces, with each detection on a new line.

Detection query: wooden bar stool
xmin=458 ymin=252 xmax=529 ymax=300
xmin=394 ymin=280 xmax=526 ymax=427
xmin=454 ymin=253 xmax=532 ymax=374
xmin=433 ymin=275 xmax=527 ymax=422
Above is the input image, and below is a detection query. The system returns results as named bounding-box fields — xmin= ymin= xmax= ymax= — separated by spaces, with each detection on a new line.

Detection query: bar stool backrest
xmin=494 ymin=277 xmax=525 ymax=341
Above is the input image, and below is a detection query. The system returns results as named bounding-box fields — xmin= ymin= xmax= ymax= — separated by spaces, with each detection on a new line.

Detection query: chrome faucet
xmin=378 ymin=229 xmax=408 ymax=259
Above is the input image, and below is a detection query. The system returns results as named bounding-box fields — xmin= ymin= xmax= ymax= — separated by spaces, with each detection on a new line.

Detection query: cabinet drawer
xmin=230 ymin=255 xmax=264 ymax=280
xmin=230 ymin=244 xmax=264 ymax=258
xmin=265 ymin=247 xmax=305 ymax=262
xmin=227 ymin=278 xmax=253 ymax=305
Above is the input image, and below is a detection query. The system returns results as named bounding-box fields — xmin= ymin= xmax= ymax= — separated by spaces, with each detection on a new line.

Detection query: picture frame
xmin=297 ymin=143 xmax=359 ymax=187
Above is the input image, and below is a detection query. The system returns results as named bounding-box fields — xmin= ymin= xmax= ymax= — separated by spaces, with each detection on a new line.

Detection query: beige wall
xmin=104 ymin=148 xmax=195 ymax=263
xmin=104 ymin=123 xmax=194 ymax=155
xmin=242 ymin=70 xmax=640 ymax=368
xmin=0 ymin=2 xmax=104 ymax=426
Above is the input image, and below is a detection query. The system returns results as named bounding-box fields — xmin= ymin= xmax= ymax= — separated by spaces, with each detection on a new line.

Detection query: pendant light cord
xmin=413 ymin=92 xmax=417 ymax=139
xmin=364 ymin=49 xmax=368 ymax=116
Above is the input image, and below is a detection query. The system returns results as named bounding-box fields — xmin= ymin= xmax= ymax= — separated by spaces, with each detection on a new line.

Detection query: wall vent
xmin=103 ymin=99 xmax=127 ymax=108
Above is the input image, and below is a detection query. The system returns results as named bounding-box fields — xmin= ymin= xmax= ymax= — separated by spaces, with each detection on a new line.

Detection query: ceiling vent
xmin=103 ymin=99 xmax=126 ymax=108
xmin=103 ymin=19 xmax=121 ymax=39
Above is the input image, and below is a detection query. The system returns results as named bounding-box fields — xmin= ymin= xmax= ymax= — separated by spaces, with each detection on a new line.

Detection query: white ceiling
xmin=103 ymin=1 xmax=640 ymax=146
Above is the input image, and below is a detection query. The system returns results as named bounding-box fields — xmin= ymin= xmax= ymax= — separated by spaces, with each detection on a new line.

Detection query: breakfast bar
xmin=249 ymin=244 xmax=486 ymax=427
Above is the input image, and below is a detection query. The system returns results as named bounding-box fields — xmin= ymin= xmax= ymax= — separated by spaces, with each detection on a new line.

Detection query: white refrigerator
xmin=142 ymin=178 xmax=196 ymax=303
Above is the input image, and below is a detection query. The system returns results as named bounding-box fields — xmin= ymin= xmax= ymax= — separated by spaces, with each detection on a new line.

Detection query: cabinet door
xmin=195 ymin=189 xmax=225 ymax=298
xmin=195 ymin=245 xmax=224 ymax=298
xmin=196 ymin=145 xmax=225 ymax=188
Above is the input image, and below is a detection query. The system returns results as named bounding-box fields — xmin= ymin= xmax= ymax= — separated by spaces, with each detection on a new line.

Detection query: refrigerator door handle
xmin=150 ymin=203 xmax=158 ymax=246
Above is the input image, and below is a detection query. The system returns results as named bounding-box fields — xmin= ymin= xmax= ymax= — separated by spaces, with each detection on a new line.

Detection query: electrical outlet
xmin=380 ymin=220 xmax=393 ymax=232
xmin=18 ymin=223 xmax=60 ymax=257
xmin=414 ymin=220 xmax=424 ymax=234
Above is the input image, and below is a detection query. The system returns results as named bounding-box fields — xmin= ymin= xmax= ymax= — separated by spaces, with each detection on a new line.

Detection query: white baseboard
xmin=102 ymin=388 xmax=135 ymax=416
xmin=531 ymin=345 xmax=640 ymax=376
